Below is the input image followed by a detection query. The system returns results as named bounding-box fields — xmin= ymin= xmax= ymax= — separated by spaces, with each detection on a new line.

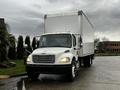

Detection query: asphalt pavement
xmin=0 ymin=56 xmax=120 ymax=90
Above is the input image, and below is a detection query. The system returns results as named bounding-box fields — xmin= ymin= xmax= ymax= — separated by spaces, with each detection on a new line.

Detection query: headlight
xmin=27 ymin=55 xmax=32 ymax=62
xmin=59 ymin=57 xmax=70 ymax=63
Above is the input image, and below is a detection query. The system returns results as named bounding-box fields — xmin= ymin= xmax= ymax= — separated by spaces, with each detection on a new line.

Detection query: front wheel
xmin=67 ymin=61 xmax=77 ymax=81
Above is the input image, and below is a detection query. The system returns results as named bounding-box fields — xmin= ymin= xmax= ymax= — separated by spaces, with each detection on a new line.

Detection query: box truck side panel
xmin=82 ymin=15 xmax=94 ymax=56
xmin=45 ymin=15 xmax=81 ymax=34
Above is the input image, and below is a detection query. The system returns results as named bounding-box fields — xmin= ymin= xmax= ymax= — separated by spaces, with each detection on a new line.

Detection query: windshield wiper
xmin=39 ymin=45 xmax=69 ymax=48
xmin=50 ymin=45 xmax=64 ymax=47
xmin=39 ymin=46 xmax=46 ymax=48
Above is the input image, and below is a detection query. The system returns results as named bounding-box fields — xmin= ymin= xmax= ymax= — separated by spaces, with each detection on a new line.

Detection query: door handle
xmin=74 ymin=48 xmax=77 ymax=50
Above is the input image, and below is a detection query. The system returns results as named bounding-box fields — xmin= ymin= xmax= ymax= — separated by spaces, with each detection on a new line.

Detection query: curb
xmin=0 ymin=75 xmax=10 ymax=80
xmin=0 ymin=72 xmax=27 ymax=80
xmin=10 ymin=72 xmax=27 ymax=78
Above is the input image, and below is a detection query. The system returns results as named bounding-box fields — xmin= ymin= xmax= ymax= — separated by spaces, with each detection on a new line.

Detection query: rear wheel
xmin=83 ymin=56 xmax=92 ymax=67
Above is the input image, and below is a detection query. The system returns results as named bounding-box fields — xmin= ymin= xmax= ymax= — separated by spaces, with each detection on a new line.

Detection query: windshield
xmin=39 ymin=34 xmax=72 ymax=48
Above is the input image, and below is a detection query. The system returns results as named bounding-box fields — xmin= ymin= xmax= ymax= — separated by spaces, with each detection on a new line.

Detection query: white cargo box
xmin=44 ymin=10 xmax=94 ymax=56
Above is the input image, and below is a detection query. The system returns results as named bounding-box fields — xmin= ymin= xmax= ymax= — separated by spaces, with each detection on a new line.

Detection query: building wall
xmin=103 ymin=41 xmax=120 ymax=53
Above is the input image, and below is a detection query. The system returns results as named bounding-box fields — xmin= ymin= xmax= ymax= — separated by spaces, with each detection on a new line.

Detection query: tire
xmin=67 ymin=61 xmax=77 ymax=82
xmin=83 ymin=56 xmax=91 ymax=67
xmin=27 ymin=72 xmax=39 ymax=80
xmin=90 ymin=57 xmax=93 ymax=65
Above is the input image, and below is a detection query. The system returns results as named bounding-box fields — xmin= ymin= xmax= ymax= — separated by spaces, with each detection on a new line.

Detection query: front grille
xmin=32 ymin=55 xmax=55 ymax=63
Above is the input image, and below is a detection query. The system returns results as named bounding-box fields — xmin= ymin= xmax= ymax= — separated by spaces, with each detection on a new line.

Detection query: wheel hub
xmin=72 ymin=65 xmax=76 ymax=78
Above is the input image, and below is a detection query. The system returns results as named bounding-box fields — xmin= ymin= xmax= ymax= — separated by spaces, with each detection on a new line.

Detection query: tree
xmin=97 ymin=42 xmax=106 ymax=53
xmin=17 ymin=35 xmax=24 ymax=59
xmin=0 ymin=19 xmax=16 ymax=62
xmin=0 ymin=19 xmax=9 ymax=62
xmin=25 ymin=36 xmax=30 ymax=45
xmin=32 ymin=37 xmax=37 ymax=50
xmin=94 ymin=38 xmax=100 ymax=50
xmin=8 ymin=35 xmax=16 ymax=59
xmin=25 ymin=36 xmax=32 ymax=56
xmin=102 ymin=37 xmax=109 ymax=41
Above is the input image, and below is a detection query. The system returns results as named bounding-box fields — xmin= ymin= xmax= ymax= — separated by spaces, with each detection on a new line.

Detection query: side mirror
xmin=80 ymin=45 xmax=82 ymax=48
xmin=80 ymin=43 xmax=83 ymax=48
xmin=34 ymin=36 xmax=41 ymax=48
xmin=24 ymin=44 xmax=32 ymax=56
xmin=25 ymin=49 xmax=32 ymax=54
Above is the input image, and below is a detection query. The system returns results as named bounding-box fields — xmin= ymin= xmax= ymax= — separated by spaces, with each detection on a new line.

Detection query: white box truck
xmin=26 ymin=10 xmax=94 ymax=81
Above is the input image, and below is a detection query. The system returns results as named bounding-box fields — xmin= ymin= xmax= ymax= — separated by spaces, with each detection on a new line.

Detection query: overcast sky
xmin=0 ymin=0 xmax=120 ymax=41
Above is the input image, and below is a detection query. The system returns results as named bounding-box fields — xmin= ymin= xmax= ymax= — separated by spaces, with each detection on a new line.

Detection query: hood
xmin=32 ymin=47 xmax=70 ymax=55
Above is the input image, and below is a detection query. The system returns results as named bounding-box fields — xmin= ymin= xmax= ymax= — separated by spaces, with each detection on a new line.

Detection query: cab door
xmin=72 ymin=34 xmax=78 ymax=56
xmin=72 ymin=34 xmax=82 ymax=57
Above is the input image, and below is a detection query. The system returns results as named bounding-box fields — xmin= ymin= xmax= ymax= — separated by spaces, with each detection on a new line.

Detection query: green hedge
xmin=0 ymin=60 xmax=25 ymax=75
xmin=95 ymin=52 xmax=120 ymax=56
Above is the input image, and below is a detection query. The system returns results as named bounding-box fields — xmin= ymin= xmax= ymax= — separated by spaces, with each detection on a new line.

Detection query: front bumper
xmin=26 ymin=64 xmax=71 ymax=74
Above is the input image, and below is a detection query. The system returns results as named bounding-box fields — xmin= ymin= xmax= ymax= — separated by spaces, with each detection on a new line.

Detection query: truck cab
xmin=26 ymin=33 xmax=82 ymax=81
